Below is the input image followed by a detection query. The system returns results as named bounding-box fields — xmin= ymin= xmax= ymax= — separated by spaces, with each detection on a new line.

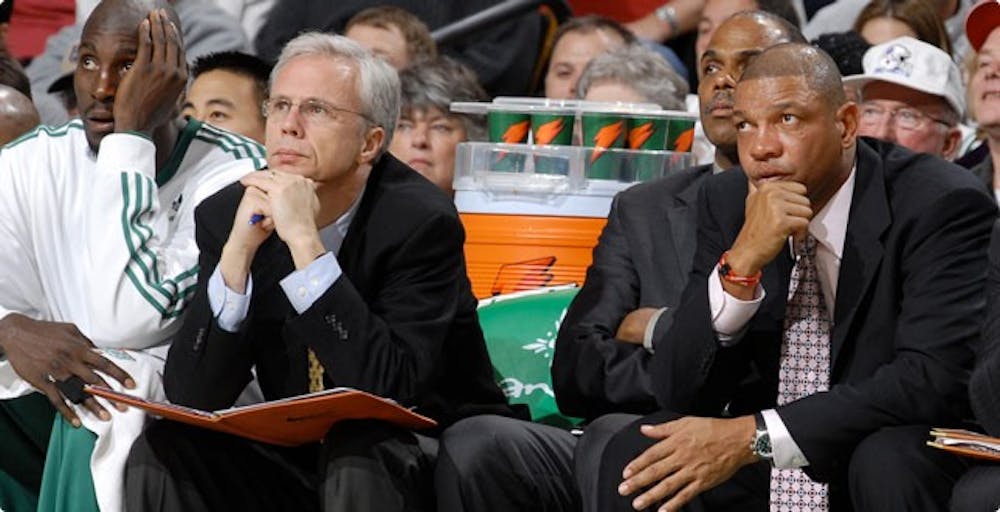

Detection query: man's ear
xmin=358 ymin=125 xmax=386 ymax=166
xmin=942 ymin=127 xmax=962 ymax=160
xmin=837 ymin=101 xmax=859 ymax=149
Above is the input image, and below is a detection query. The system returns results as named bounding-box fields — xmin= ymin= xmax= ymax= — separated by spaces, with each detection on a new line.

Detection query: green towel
xmin=0 ymin=393 xmax=55 ymax=512
xmin=37 ymin=416 xmax=98 ymax=512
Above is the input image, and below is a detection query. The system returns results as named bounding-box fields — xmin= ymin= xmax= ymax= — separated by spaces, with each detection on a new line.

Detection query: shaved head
xmin=83 ymin=0 xmax=181 ymax=40
xmin=0 ymin=85 xmax=40 ymax=146
xmin=724 ymin=10 xmax=806 ymax=46
xmin=740 ymin=42 xmax=846 ymax=109
xmin=734 ymin=41 xmax=857 ymax=212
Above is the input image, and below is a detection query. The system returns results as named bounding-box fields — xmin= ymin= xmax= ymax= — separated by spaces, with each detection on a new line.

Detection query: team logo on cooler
xmin=872 ymin=43 xmax=913 ymax=78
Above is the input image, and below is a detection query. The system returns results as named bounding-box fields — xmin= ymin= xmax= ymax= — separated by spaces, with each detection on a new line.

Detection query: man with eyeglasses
xmin=124 ymin=32 xmax=520 ymax=512
xmin=843 ymin=36 xmax=964 ymax=160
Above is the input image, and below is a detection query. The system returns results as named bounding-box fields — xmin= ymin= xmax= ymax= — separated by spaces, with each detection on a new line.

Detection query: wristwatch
xmin=750 ymin=412 xmax=774 ymax=463
xmin=655 ymin=3 xmax=680 ymax=36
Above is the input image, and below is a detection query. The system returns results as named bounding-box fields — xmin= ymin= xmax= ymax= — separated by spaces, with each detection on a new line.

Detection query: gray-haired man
xmin=125 ymin=32 xmax=520 ymax=512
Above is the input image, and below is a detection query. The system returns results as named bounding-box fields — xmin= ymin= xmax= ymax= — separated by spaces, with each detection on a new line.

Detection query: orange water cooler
xmin=454 ymin=141 xmax=694 ymax=299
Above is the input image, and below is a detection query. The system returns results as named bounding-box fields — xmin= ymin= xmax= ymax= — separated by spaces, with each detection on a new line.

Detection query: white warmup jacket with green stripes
xmin=0 ymin=118 xmax=263 ymax=356
xmin=0 ymin=118 xmax=263 ymax=512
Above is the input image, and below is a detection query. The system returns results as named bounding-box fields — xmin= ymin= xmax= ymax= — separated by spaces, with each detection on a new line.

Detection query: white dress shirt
xmin=708 ymin=167 xmax=856 ymax=468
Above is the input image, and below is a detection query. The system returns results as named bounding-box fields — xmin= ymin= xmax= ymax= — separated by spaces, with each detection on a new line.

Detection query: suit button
xmin=193 ymin=327 xmax=206 ymax=351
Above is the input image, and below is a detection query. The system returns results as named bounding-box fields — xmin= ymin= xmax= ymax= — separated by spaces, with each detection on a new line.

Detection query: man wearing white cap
xmin=843 ymin=36 xmax=964 ymax=160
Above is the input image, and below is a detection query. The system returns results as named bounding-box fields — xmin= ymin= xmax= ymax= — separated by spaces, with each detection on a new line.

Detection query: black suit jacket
xmin=972 ymin=219 xmax=1000 ymax=436
xmin=652 ymin=138 xmax=997 ymax=481
xmin=164 ymin=154 xmax=518 ymax=430
xmin=552 ymin=165 xmax=713 ymax=420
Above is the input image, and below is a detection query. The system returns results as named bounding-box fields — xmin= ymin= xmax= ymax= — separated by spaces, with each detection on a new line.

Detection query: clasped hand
xmin=221 ymin=170 xmax=324 ymax=279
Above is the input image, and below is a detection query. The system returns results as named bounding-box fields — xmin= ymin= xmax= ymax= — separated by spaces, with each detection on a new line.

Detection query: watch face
xmin=754 ymin=431 xmax=773 ymax=458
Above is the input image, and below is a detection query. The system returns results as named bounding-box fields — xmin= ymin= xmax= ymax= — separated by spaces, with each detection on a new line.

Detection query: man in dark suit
xmin=950 ymin=218 xmax=1000 ymax=511
xmin=123 ymin=33 xmax=517 ymax=512
xmin=599 ymin=43 xmax=996 ymax=511
xmin=434 ymin=12 xmax=805 ymax=512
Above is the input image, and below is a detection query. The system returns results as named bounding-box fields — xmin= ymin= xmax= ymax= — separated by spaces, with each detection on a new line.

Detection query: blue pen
xmin=249 ymin=214 xmax=265 ymax=225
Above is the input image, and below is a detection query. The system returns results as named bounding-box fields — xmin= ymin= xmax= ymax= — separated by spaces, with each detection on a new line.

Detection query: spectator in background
xmin=545 ymin=16 xmax=635 ymax=100
xmin=0 ymin=51 xmax=31 ymax=100
xmin=209 ymin=0 xmax=277 ymax=51
xmin=181 ymin=51 xmax=271 ymax=144
xmin=252 ymin=1 xmax=543 ymax=98
xmin=965 ymin=0 xmax=1000 ymax=202
xmin=344 ymin=5 xmax=436 ymax=70
xmin=852 ymin=0 xmax=952 ymax=53
xmin=695 ymin=0 xmax=801 ymax=60
xmin=5 ymin=0 xmax=74 ymax=62
xmin=388 ymin=56 xmax=486 ymax=197
xmin=0 ymin=0 xmax=13 ymax=49
xmin=806 ymin=0 xmax=970 ymax=64
xmin=44 ymin=43 xmax=79 ymax=119
xmin=0 ymin=0 xmax=32 ymax=104
xmin=812 ymin=30 xmax=871 ymax=101
xmin=843 ymin=36 xmax=963 ymax=160
xmin=576 ymin=44 xmax=688 ymax=110
xmin=26 ymin=0 xmax=249 ymax=125
xmin=0 ymin=85 xmax=39 ymax=146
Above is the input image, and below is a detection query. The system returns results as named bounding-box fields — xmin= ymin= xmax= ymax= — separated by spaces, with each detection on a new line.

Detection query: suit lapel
xmin=830 ymin=142 xmax=890 ymax=370
xmin=666 ymin=165 xmax=712 ymax=272
xmin=337 ymin=155 xmax=390 ymax=284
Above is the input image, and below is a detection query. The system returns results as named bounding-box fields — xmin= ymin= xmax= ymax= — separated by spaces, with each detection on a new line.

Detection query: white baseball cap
xmin=842 ymin=36 xmax=965 ymax=119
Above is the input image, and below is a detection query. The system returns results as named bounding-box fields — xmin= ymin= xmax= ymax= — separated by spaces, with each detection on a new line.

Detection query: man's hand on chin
xmin=617 ymin=415 xmax=757 ymax=511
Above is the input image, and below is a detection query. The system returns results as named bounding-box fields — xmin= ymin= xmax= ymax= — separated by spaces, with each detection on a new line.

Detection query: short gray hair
xmin=398 ymin=56 xmax=489 ymax=141
xmin=272 ymin=32 xmax=401 ymax=157
xmin=576 ymin=45 xmax=689 ymax=110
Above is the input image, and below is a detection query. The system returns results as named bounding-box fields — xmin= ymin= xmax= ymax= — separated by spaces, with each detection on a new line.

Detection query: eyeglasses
xmin=858 ymin=103 xmax=952 ymax=131
xmin=261 ymin=97 xmax=376 ymax=126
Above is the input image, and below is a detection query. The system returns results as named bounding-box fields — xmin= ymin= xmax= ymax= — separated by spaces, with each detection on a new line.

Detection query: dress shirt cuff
xmin=279 ymin=252 xmax=341 ymax=314
xmin=208 ymin=267 xmax=252 ymax=333
xmin=642 ymin=307 xmax=669 ymax=353
xmin=708 ymin=266 xmax=765 ymax=345
xmin=762 ymin=409 xmax=809 ymax=469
